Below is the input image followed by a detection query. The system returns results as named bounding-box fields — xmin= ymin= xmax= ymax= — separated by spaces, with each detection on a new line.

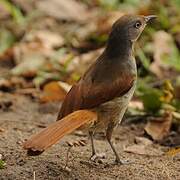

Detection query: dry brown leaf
xmin=0 ymin=127 xmax=5 ymax=133
xmin=145 ymin=111 xmax=173 ymax=141
xmin=174 ymin=77 xmax=180 ymax=99
xmin=66 ymin=49 xmax=103 ymax=75
xmin=0 ymin=79 xmax=12 ymax=91
xmin=25 ymin=30 xmax=64 ymax=49
xmin=36 ymin=0 xmax=89 ymax=22
xmin=0 ymin=47 xmax=14 ymax=62
xmin=0 ymin=2 xmax=10 ymax=20
xmin=150 ymin=31 xmax=173 ymax=78
xmin=124 ymin=144 xmax=163 ymax=156
xmin=15 ymin=88 xmax=40 ymax=98
xmin=58 ymin=81 xmax=72 ymax=93
xmin=0 ymin=100 xmax=13 ymax=111
xmin=72 ymin=11 xmax=124 ymax=50
xmin=11 ymin=0 xmax=34 ymax=13
xmin=172 ymin=112 xmax=180 ymax=122
xmin=124 ymin=136 xmax=162 ymax=156
xmin=11 ymin=29 xmax=64 ymax=77
xmin=12 ymin=42 xmax=49 ymax=77
xmin=135 ymin=136 xmax=153 ymax=146
xmin=40 ymin=81 xmax=67 ymax=103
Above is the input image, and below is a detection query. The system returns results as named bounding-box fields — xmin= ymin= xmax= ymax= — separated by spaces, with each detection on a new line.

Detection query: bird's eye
xmin=134 ymin=21 xmax=142 ymax=29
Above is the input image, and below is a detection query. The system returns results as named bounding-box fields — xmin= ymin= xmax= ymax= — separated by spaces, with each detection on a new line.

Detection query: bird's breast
xmin=93 ymin=81 xmax=136 ymax=130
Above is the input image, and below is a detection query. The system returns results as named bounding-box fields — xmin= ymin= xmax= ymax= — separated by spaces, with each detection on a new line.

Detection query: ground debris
xmin=145 ymin=111 xmax=173 ymax=141
xmin=124 ymin=136 xmax=163 ymax=156
xmin=0 ymin=99 xmax=13 ymax=111
xmin=66 ymin=139 xmax=87 ymax=147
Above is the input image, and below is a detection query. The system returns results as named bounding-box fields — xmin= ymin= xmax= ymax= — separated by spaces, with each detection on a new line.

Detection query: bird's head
xmin=109 ymin=14 xmax=157 ymax=43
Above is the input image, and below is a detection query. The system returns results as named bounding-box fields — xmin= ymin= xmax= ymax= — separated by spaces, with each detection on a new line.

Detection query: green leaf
xmin=140 ymin=88 xmax=162 ymax=113
xmin=98 ymin=0 xmax=119 ymax=10
xmin=0 ymin=160 xmax=5 ymax=169
xmin=136 ymin=48 xmax=150 ymax=70
xmin=0 ymin=0 xmax=25 ymax=25
xmin=162 ymin=43 xmax=180 ymax=71
xmin=0 ymin=29 xmax=15 ymax=54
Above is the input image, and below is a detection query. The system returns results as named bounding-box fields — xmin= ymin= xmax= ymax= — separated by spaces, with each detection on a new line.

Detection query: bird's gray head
xmin=106 ymin=14 xmax=156 ymax=57
xmin=110 ymin=14 xmax=157 ymax=42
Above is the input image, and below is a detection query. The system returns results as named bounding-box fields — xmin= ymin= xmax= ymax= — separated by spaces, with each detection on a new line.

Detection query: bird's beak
xmin=144 ymin=15 xmax=157 ymax=23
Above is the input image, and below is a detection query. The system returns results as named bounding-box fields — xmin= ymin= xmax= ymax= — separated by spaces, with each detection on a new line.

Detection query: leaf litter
xmin=0 ymin=0 xmax=180 ymax=179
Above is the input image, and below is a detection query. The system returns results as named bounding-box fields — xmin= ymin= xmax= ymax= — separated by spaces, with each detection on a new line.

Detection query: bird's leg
xmin=89 ymin=131 xmax=105 ymax=162
xmin=106 ymin=123 xmax=127 ymax=164
xmin=89 ymin=131 xmax=96 ymax=156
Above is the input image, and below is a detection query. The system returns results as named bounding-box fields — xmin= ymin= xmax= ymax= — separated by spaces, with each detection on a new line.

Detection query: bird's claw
xmin=90 ymin=153 xmax=106 ymax=163
xmin=114 ymin=158 xmax=132 ymax=165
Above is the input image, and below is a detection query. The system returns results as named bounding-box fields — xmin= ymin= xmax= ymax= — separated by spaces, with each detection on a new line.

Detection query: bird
xmin=23 ymin=14 xmax=156 ymax=164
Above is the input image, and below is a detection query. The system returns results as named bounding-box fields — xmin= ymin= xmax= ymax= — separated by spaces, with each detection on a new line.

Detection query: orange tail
xmin=23 ymin=110 xmax=97 ymax=155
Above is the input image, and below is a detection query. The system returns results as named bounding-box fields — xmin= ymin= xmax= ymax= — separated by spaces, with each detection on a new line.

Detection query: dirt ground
xmin=0 ymin=92 xmax=179 ymax=180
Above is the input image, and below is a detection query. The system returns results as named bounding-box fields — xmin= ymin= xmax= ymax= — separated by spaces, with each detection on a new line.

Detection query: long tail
xmin=23 ymin=110 xmax=97 ymax=155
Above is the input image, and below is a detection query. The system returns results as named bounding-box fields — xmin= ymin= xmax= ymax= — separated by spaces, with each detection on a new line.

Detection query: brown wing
xmin=57 ymin=62 xmax=135 ymax=120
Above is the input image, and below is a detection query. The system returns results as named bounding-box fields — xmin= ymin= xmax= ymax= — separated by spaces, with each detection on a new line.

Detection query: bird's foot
xmin=114 ymin=158 xmax=132 ymax=165
xmin=90 ymin=153 xmax=106 ymax=163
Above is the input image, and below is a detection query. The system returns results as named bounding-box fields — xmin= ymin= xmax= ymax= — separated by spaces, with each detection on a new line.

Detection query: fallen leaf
xmin=0 ymin=46 xmax=14 ymax=62
xmin=58 ymin=81 xmax=72 ymax=93
xmin=124 ymin=136 xmax=162 ymax=156
xmin=11 ymin=41 xmax=50 ymax=77
xmin=12 ymin=53 xmax=46 ymax=77
xmin=129 ymin=100 xmax=144 ymax=110
xmin=150 ymin=31 xmax=171 ymax=78
xmin=36 ymin=0 xmax=89 ymax=22
xmin=40 ymin=81 xmax=67 ymax=103
xmin=11 ymin=0 xmax=34 ymax=13
xmin=174 ymin=77 xmax=180 ymax=99
xmin=145 ymin=111 xmax=173 ymax=141
xmin=124 ymin=144 xmax=163 ymax=156
xmin=0 ymin=100 xmax=13 ymax=111
xmin=150 ymin=31 xmax=180 ymax=78
xmin=0 ymin=78 xmax=12 ymax=91
xmin=0 ymin=2 xmax=10 ymax=20
xmin=11 ymin=28 xmax=64 ymax=78
xmin=160 ymin=80 xmax=174 ymax=103
xmin=72 ymin=11 xmax=124 ymax=50
xmin=0 ymin=159 xmax=5 ymax=169
xmin=66 ymin=49 xmax=103 ymax=75
xmin=0 ymin=28 xmax=15 ymax=55
xmin=25 ymin=30 xmax=64 ymax=49
xmin=141 ymin=88 xmax=162 ymax=113
xmin=172 ymin=112 xmax=180 ymax=122
xmin=15 ymin=88 xmax=40 ymax=99
xmin=135 ymin=136 xmax=153 ymax=146
xmin=0 ymin=128 xmax=5 ymax=133
xmin=0 ymin=154 xmax=5 ymax=169
xmin=166 ymin=148 xmax=180 ymax=156
xmin=159 ymin=130 xmax=180 ymax=147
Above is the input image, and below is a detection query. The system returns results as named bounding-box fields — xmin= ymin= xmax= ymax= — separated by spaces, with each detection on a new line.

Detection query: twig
xmin=64 ymin=146 xmax=72 ymax=170
xmin=33 ymin=171 xmax=36 ymax=180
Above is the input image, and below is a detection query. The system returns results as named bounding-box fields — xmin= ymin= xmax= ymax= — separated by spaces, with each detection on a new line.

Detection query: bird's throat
xmin=106 ymin=37 xmax=133 ymax=59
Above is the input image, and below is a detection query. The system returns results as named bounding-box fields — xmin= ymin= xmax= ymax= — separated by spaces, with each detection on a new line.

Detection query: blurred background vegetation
xmin=0 ymin=0 xmax=179 ymax=145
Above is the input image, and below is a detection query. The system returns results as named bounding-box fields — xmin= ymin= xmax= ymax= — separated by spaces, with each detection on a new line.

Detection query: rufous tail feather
xmin=23 ymin=110 xmax=97 ymax=155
